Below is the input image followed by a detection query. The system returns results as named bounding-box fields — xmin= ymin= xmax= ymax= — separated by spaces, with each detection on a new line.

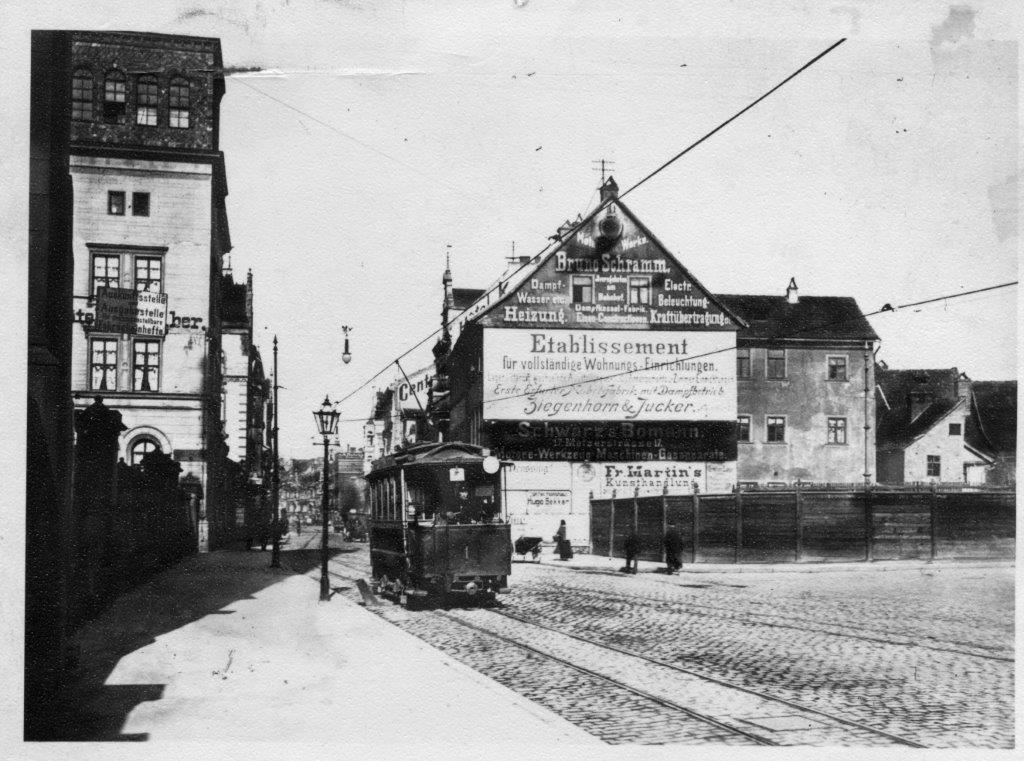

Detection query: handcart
xmin=513 ymin=536 xmax=544 ymax=562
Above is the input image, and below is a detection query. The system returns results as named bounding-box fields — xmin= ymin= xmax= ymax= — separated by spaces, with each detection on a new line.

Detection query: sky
xmin=2 ymin=0 xmax=1019 ymax=459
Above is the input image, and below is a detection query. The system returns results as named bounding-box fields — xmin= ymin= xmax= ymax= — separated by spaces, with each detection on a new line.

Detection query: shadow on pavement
xmin=26 ymin=544 xmax=352 ymax=742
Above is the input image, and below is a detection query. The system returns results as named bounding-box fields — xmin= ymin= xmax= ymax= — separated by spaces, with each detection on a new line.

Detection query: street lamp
xmin=313 ymin=396 xmax=340 ymax=601
xmin=341 ymin=326 xmax=352 ymax=365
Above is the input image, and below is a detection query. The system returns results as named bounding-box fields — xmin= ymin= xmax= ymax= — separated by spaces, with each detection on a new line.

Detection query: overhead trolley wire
xmin=332 ymin=38 xmax=849 ymax=407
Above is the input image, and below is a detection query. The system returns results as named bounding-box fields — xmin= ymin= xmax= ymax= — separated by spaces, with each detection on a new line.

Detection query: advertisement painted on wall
xmin=582 ymin=460 xmax=737 ymax=497
xmin=488 ymin=420 xmax=737 ymax=462
xmin=483 ymin=328 xmax=736 ymax=421
xmin=477 ymin=202 xmax=737 ymax=331
xmin=93 ymin=287 xmax=168 ymax=336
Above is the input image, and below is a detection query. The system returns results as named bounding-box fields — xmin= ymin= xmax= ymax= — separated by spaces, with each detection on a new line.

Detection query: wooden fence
xmin=590 ymin=487 xmax=1015 ymax=564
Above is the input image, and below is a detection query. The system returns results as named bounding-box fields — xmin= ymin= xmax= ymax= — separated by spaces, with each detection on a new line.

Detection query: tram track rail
xmin=319 ymin=554 xmax=927 ymax=747
xmin=432 ymin=608 xmax=779 ymax=746
xmin=486 ymin=607 xmax=925 ymax=748
xmin=528 ymin=567 xmax=1014 ymax=662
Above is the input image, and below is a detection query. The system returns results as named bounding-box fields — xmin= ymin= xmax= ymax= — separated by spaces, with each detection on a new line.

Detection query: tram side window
xmin=407 ymin=483 xmax=432 ymax=521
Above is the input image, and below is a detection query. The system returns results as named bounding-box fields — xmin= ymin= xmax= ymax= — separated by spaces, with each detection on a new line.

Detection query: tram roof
xmin=368 ymin=441 xmax=494 ymax=476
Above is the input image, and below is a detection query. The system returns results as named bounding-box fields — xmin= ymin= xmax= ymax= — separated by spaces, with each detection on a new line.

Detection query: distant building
xmin=57 ymin=31 xmax=232 ymax=544
xmin=875 ymin=367 xmax=995 ymax=484
xmin=967 ymin=381 xmax=1016 ymax=486
xmin=221 ymin=266 xmax=270 ymax=475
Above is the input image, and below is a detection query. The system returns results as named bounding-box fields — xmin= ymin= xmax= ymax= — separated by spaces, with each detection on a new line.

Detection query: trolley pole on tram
xmin=313 ymin=397 xmax=340 ymax=602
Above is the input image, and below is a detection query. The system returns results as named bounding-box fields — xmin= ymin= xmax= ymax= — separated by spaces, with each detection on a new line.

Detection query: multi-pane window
xmin=132 ymin=192 xmax=150 ymax=216
xmin=827 ymin=356 xmax=848 ymax=381
xmin=89 ymin=338 xmax=118 ymax=390
xmin=766 ymin=415 xmax=786 ymax=443
xmin=948 ymin=423 xmax=962 ymax=436
xmin=827 ymin=417 xmax=847 ymax=444
xmin=136 ymin=75 xmax=158 ymax=126
xmin=571 ymin=276 xmax=593 ymax=304
xmin=129 ymin=437 xmax=159 ymax=467
xmin=72 ymin=69 xmax=94 ymax=120
xmin=133 ymin=339 xmax=161 ymax=392
xmin=134 ymin=256 xmax=162 ymax=292
xmin=736 ymin=347 xmax=751 ymax=378
xmin=103 ymin=70 xmax=127 ymax=123
xmin=628 ymin=277 xmax=651 ymax=305
xmin=92 ymin=254 xmax=120 ymax=295
xmin=737 ymin=415 xmax=751 ymax=442
xmin=926 ymin=455 xmax=941 ymax=478
xmin=766 ymin=348 xmax=786 ymax=379
xmin=169 ymin=77 xmax=190 ymax=128
xmin=108 ymin=190 xmax=125 ymax=215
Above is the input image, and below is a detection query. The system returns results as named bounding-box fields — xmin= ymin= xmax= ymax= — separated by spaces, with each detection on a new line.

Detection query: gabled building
xmin=441 ymin=178 xmax=743 ymax=541
xmin=424 ymin=178 xmax=880 ymax=542
xmin=875 ymin=367 xmax=995 ymax=484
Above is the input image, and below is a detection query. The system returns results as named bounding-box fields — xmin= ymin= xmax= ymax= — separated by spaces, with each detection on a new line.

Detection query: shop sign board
xmin=488 ymin=420 xmax=736 ymax=462
xmin=483 ymin=328 xmax=736 ymax=421
xmin=477 ymin=202 xmax=736 ymax=331
xmin=94 ymin=287 xmax=168 ymax=336
xmin=582 ymin=460 xmax=737 ymax=497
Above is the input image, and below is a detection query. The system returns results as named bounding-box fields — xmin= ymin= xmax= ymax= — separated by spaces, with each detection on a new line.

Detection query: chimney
xmin=599 ymin=175 xmax=619 ymax=203
xmin=786 ymin=277 xmax=799 ymax=304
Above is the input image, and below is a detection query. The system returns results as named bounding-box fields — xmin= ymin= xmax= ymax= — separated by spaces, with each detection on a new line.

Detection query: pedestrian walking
xmin=663 ymin=522 xmax=683 ymax=574
xmin=553 ymin=519 xmax=573 ymax=560
xmin=622 ymin=532 xmax=641 ymax=574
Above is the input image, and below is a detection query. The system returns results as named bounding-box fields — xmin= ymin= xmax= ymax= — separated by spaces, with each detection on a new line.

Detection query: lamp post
xmin=313 ymin=396 xmax=340 ymax=601
xmin=270 ymin=335 xmax=281 ymax=569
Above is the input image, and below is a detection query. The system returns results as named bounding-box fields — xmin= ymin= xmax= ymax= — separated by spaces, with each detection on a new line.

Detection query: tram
xmin=366 ymin=442 xmax=511 ymax=606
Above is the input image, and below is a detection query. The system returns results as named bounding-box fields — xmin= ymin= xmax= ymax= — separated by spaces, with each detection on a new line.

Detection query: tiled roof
xmin=453 ymin=288 xmax=486 ymax=310
xmin=717 ymin=295 xmax=879 ymax=342
xmin=875 ymin=367 xmax=963 ymax=450
xmin=970 ymin=381 xmax=1017 ymax=453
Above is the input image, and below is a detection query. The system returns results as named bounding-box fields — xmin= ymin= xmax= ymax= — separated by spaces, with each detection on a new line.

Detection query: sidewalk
xmin=535 ymin=550 xmax=1013 ymax=575
xmin=27 ymin=548 xmax=596 ymax=747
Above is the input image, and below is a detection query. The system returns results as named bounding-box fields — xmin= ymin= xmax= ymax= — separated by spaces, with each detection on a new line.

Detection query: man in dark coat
xmin=622 ymin=532 xmax=642 ymax=574
xmin=663 ymin=522 xmax=684 ymax=574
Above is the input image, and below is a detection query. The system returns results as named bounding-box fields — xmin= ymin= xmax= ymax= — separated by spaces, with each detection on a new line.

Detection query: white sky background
xmin=1 ymin=0 xmax=1019 ymax=459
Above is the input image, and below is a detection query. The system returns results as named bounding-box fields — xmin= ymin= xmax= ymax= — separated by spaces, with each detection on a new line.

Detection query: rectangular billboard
xmin=482 ymin=328 xmax=736 ymax=421
xmin=94 ymin=287 xmax=168 ymax=336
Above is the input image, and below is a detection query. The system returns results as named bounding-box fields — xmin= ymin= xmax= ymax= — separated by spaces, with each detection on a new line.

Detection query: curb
xmin=537 ymin=555 xmax=1014 ymax=576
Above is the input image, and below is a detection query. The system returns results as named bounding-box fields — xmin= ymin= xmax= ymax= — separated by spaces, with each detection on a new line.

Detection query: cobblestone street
xmin=323 ymin=544 xmax=1014 ymax=748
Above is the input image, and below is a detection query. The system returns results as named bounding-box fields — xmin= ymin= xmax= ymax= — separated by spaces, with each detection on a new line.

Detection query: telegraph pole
xmin=270 ymin=335 xmax=282 ymax=568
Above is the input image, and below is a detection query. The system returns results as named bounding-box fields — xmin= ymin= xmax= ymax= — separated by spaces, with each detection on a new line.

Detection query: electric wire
xmin=332 ymin=38 xmax=848 ymax=406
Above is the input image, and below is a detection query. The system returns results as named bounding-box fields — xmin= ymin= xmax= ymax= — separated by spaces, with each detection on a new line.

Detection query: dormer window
xmin=72 ymin=69 xmax=94 ymax=120
xmin=169 ymin=77 xmax=190 ymax=128
xmin=103 ymin=70 xmax=127 ymax=124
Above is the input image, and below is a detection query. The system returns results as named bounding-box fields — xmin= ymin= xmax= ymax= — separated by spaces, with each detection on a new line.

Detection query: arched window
xmin=72 ymin=69 xmax=94 ymax=120
xmin=129 ymin=436 xmax=160 ymax=466
xmin=136 ymin=74 xmax=158 ymax=126
xmin=169 ymin=77 xmax=190 ymax=128
xmin=103 ymin=70 xmax=126 ymax=124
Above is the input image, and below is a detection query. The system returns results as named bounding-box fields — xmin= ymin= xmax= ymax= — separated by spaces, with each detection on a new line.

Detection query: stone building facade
xmin=60 ymin=31 xmax=233 ymax=545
